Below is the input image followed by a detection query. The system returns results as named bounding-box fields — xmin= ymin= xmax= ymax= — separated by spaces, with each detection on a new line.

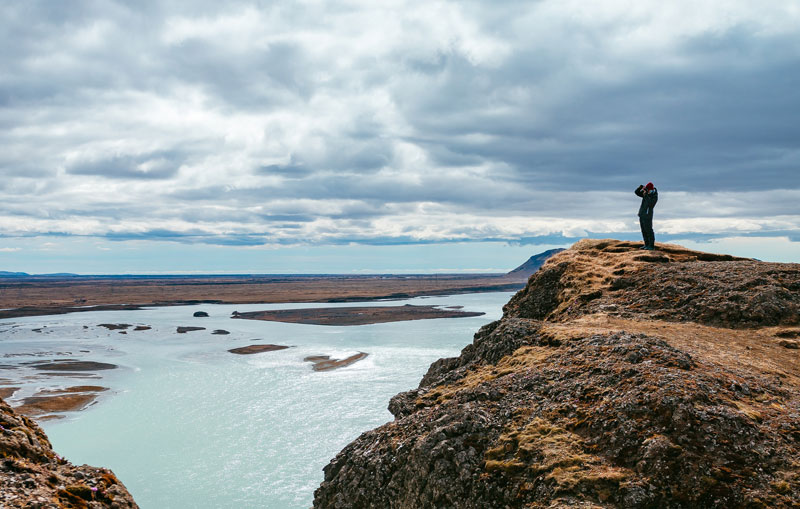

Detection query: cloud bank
xmin=1 ymin=0 xmax=799 ymax=249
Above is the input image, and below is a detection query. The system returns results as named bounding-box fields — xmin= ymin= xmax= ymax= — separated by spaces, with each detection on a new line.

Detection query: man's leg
xmin=643 ymin=215 xmax=655 ymax=248
xmin=639 ymin=216 xmax=648 ymax=247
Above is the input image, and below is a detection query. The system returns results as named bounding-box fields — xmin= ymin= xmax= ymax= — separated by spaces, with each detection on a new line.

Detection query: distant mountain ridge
xmin=1 ymin=251 xmax=565 ymax=279
xmin=507 ymin=248 xmax=566 ymax=278
xmin=0 ymin=271 xmax=29 ymax=277
xmin=0 ymin=271 xmax=78 ymax=277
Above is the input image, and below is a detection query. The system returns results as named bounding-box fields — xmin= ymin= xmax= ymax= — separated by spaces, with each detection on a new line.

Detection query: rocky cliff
xmin=314 ymin=240 xmax=800 ymax=508
xmin=0 ymin=398 xmax=137 ymax=508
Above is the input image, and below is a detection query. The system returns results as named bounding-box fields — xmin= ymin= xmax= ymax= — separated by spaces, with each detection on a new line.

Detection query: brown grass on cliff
xmin=505 ymin=239 xmax=798 ymax=329
xmin=503 ymin=239 xmax=746 ymax=320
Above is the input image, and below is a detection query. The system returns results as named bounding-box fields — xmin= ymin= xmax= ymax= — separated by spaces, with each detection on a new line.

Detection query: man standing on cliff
xmin=635 ymin=182 xmax=658 ymax=250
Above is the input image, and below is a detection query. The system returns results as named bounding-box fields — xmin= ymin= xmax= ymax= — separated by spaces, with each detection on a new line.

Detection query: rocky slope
xmin=0 ymin=398 xmax=137 ymax=508
xmin=314 ymin=240 xmax=800 ymax=508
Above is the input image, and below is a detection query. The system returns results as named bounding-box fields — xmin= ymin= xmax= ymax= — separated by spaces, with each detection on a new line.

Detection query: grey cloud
xmin=386 ymin=27 xmax=800 ymax=193
xmin=104 ymin=229 xmax=268 ymax=246
xmin=67 ymin=152 xmax=183 ymax=179
xmin=259 ymin=214 xmax=316 ymax=223
xmin=0 ymin=1 xmax=798 ymax=246
xmin=259 ymin=162 xmax=312 ymax=179
xmin=160 ymin=39 xmax=312 ymax=110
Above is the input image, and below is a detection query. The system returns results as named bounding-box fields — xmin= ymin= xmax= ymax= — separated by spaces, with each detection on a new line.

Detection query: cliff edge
xmin=0 ymin=398 xmax=137 ymax=508
xmin=314 ymin=240 xmax=800 ymax=508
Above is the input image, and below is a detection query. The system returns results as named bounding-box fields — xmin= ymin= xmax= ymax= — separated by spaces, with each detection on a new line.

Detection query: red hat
xmin=645 ymin=182 xmax=654 ymax=190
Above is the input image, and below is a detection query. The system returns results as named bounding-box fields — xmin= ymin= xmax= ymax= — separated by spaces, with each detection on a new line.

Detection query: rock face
xmin=0 ymin=398 xmax=138 ymax=508
xmin=314 ymin=240 xmax=800 ymax=508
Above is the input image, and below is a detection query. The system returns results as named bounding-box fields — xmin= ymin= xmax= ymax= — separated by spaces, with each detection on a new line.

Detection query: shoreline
xmin=0 ymin=274 xmax=524 ymax=320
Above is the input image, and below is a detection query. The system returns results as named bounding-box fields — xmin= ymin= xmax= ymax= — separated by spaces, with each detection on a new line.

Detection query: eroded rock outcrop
xmin=0 ymin=398 xmax=138 ymax=508
xmin=315 ymin=240 xmax=800 ymax=508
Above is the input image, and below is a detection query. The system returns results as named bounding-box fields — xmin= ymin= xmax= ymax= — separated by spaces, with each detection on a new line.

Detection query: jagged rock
xmin=0 ymin=398 xmax=137 ymax=507
xmin=315 ymin=240 xmax=800 ymax=508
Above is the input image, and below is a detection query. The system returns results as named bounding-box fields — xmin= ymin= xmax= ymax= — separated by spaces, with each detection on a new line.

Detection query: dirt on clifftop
xmin=314 ymin=240 xmax=800 ymax=508
xmin=0 ymin=398 xmax=137 ymax=508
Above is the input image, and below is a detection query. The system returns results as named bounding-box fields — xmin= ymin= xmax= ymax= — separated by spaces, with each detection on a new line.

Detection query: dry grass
xmin=417 ymin=346 xmax=553 ymax=405
xmin=539 ymin=314 xmax=800 ymax=385
xmin=530 ymin=239 xmax=747 ymax=321
xmin=486 ymin=413 xmax=632 ymax=495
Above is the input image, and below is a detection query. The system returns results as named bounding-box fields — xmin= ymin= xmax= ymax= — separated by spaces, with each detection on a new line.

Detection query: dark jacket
xmin=635 ymin=186 xmax=658 ymax=217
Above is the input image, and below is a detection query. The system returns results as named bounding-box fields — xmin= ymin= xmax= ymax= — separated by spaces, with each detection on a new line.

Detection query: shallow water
xmin=0 ymin=292 xmax=511 ymax=508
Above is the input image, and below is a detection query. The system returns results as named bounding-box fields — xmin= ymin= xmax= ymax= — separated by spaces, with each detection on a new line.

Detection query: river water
xmin=0 ymin=292 xmax=511 ymax=508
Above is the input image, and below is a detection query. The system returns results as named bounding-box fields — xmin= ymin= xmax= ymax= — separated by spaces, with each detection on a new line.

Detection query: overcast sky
xmin=1 ymin=1 xmax=798 ymax=272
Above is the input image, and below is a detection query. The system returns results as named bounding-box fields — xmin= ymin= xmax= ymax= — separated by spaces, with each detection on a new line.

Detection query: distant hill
xmin=0 ymin=271 xmax=78 ymax=278
xmin=0 ymin=271 xmax=29 ymax=277
xmin=507 ymin=248 xmax=565 ymax=278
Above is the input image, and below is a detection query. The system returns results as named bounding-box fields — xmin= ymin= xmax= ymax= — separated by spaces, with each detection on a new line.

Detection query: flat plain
xmin=0 ymin=273 xmax=526 ymax=319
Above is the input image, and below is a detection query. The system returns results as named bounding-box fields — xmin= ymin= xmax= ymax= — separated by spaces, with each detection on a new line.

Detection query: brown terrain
xmin=2 ymin=360 xmax=117 ymax=420
xmin=227 ymin=344 xmax=290 ymax=355
xmin=304 ymin=353 xmax=369 ymax=371
xmin=233 ymin=304 xmax=485 ymax=326
xmin=0 ymin=273 xmax=527 ymax=320
xmin=314 ymin=240 xmax=800 ymax=508
xmin=0 ymin=398 xmax=137 ymax=507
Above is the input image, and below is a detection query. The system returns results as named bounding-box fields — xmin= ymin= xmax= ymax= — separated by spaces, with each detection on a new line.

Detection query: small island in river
xmin=228 ymin=344 xmax=290 ymax=355
xmin=304 ymin=353 xmax=368 ymax=371
xmin=232 ymin=304 xmax=484 ymax=326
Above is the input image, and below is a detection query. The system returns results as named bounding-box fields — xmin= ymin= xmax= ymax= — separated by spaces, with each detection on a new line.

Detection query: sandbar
xmin=304 ymin=353 xmax=368 ymax=371
xmin=13 ymin=393 xmax=99 ymax=416
xmin=233 ymin=304 xmax=484 ymax=326
xmin=98 ymin=323 xmax=131 ymax=330
xmin=228 ymin=344 xmax=290 ymax=355
xmin=38 ymin=385 xmax=108 ymax=395
xmin=177 ymin=326 xmax=205 ymax=333
xmin=0 ymin=387 xmax=19 ymax=399
xmin=29 ymin=360 xmax=117 ymax=371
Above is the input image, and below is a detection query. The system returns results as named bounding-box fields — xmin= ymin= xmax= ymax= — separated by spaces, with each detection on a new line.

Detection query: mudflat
xmin=0 ymin=273 xmax=525 ymax=319
xmin=176 ymin=326 xmax=205 ymax=333
xmin=27 ymin=360 xmax=117 ymax=371
xmin=0 ymin=387 xmax=18 ymax=399
xmin=304 ymin=353 xmax=368 ymax=371
xmin=14 ymin=391 xmax=102 ymax=416
xmin=228 ymin=344 xmax=290 ymax=355
xmin=233 ymin=305 xmax=485 ymax=326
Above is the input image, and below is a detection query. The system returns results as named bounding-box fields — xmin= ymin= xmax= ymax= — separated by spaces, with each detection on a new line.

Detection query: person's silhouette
xmin=635 ymin=182 xmax=658 ymax=250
